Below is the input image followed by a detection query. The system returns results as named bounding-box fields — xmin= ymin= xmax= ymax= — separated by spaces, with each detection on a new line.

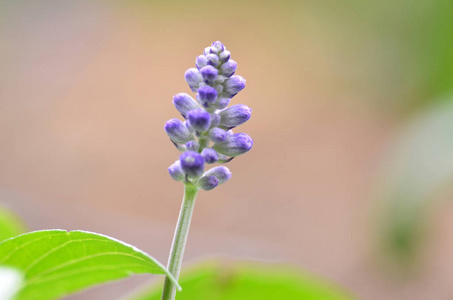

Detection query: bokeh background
xmin=1 ymin=0 xmax=453 ymax=299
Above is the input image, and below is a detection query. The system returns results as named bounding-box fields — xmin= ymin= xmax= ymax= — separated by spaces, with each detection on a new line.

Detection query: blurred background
xmin=1 ymin=0 xmax=453 ymax=299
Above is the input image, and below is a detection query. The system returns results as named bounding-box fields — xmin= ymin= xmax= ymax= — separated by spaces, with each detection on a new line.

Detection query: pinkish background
xmin=1 ymin=1 xmax=453 ymax=299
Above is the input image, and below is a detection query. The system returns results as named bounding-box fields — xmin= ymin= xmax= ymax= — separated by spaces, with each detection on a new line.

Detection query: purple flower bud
xmin=197 ymin=175 xmax=218 ymax=191
xmin=187 ymin=109 xmax=211 ymax=132
xmin=219 ymin=104 xmax=252 ymax=128
xmin=184 ymin=120 xmax=194 ymax=133
xmin=173 ymin=93 xmax=200 ymax=117
xmin=210 ymin=41 xmax=225 ymax=53
xmin=164 ymin=119 xmax=193 ymax=144
xmin=168 ymin=161 xmax=185 ymax=181
xmin=197 ymin=86 xmax=218 ymax=107
xmin=196 ymin=55 xmax=208 ymax=69
xmin=220 ymin=60 xmax=237 ymax=77
xmin=212 ymin=133 xmax=253 ymax=157
xmin=180 ymin=151 xmax=205 ymax=178
xmin=205 ymin=54 xmax=219 ymax=67
xmin=184 ymin=68 xmax=203 ymax=92
xmin=224 ymin=75 xmax=246 ymax=95
xmin=215 ymin=97 xmax=231 ymax=109
xmin=186 ymin=140 xmax=199 ymax=152
xmin=208 ymin=128 xmax=226 ymax=143
xmin=210 ymin=114 xmax=221 ymax=127
xmin=225 ymin=130 xmax=233 ymax=139
xmin=200 ymin=65 xmax=218 ymax=84
xmin=203 ymin=47 xmax=211 ymax=56
xmin=201 ymin=148 xmax=219 ymax=164
xmin=203 ymin=166 xmax=232 ymax=185
xmin=219 ymin=50 xmax=230 ymax=62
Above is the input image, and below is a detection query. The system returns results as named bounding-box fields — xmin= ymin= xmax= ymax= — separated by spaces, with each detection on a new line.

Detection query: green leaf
xmin=127 ymin=260 xmax=353 ymax=300
xmin=0 ymin=206 xmax=27 ymax=242
xmin=376 ymin=99 xmax=453 ymax=263
xmin=0 ymin=230 xmax=179 ymax=300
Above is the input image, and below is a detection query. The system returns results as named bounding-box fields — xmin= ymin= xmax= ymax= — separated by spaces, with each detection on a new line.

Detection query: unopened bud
xmin=180 ymin=151 xmax=205 ymax=178
xmin=220 ymin=60 xmax=237 ymax=77
xmin=168 ymin=160 xmax=185 ymax=181
xmin=224 ymin=75 xmax=246 ymax=95
xmin=200 ymin=65 xmax=218 ymax=84
xmin=164 ymin=119 xmax=193 ymax=144
xmin=213 ymin=133 xmax=253 ymax=157
xmin=197 ymin=175 xmax=219 ymax=191
xmin=187 ymin=109 xmax=211 ymax=132
xmin=173 ymin=93 xmax=199 ymax=117
xmin=186 ymin=140 xmax=200 ymax=152
xmin=201 ymin=148 xmax=219 ymax=164
xmin=184 ymin=68 xmax=203 ymax=92
xmin=197 ymin=86 xmax=218 ymax=107
xmin=219 ymin=50 xmax=230 ymax=62
xmin=219 ymin=104 xmax=252 ymax=128
xmin=203 ymin=166 xmax=232 ymax=185
xmin=208 ymin=128 xmax=226 ymax=143
xmin=196 ymin=55 xmax=208 ymax=69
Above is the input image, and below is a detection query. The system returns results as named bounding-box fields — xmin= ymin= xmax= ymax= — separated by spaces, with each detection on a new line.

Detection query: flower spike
xmin=165 ymin=41 xmax=253 ymax=190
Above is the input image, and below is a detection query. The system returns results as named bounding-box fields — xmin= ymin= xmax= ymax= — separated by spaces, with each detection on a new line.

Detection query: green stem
xmin=161 ymin=183 xmax=199 ymax=300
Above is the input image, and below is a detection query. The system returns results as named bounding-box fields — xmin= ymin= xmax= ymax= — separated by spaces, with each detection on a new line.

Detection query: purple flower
xmin=219 ymin=50 xmax=230 ymax=62
xmin=215 ymin=97 xmax=231 ymax=110
xmin=200 ymin=65 xmax=218 ymax=84
xmin=208 ymin=127 xmax=226 ymax=143
xmin=224 ymin=75 xmax=246 ymax=96
xmin=210 ymin=41 xmax=225 ymax=53
xmin=164 ymin=119 xmax=193 ymax=144
xmin=201 ymin=148 xmax=219 ymax=164
xmin=210 ymin=113 xmax=221 ymax=127
xmin=220 ymin=60 xmax=237 ymax=77
xmin=166 ymin=41 xmax=253 ymax=188
xmin=186 ymin=140 xmax=200 ymax=152
xmin=187 ymin=109 xmax=211 ymax=132
xmin=196 ymin=55 xmax=208 ymax=69
xmin=197 ymin=175 xmax=218 ymax=191
xmin=173 ymin=93 xmax=200 ymax=117
xmin=180 ymin=151 xmax=205 ymax=178
xmin=197 ymin=86 xmax=218 ymax=107
xmin=205 ymin=54 xmax=219 ymax=67
xmin=184 ymin=68 xmax=203 ymax=92
xmin=184 ymin=120 xmax=194 ymax=133
xmin=225 ymin=130 xmax=234 ymax=139
xmin=219 ymin=104 xmax=252 ymax=128
xmin=202 ymin=166 xmax=232 ymax=184
xmin=212 ymin=133 xmax=253 ymax=157
xmin=168 ymin=161 xmax=185 ymax=181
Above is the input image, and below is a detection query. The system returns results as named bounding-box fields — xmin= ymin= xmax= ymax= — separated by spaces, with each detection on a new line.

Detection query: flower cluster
xmin=165 ymin=41 xmax=253 ymax=191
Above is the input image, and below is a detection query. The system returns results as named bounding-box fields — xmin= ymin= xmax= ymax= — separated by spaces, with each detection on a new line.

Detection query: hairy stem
xmin=161 ymin=183 xmax=199 ymax=300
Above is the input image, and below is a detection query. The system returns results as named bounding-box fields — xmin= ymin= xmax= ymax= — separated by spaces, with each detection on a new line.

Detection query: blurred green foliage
xmin=307 ymin=0 xmax=453 ymax=112
xmin=0 ymin=205 xmax=27 ymax=242
xmin=376 ymin=98 xmax=453 ymax=264
xmin=129 ymin=260 xmax=353 ymax=300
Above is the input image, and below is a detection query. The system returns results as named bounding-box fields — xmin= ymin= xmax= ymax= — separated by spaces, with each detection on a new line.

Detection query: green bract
xmin=0 ymin=230 xmax=179 ymax=300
